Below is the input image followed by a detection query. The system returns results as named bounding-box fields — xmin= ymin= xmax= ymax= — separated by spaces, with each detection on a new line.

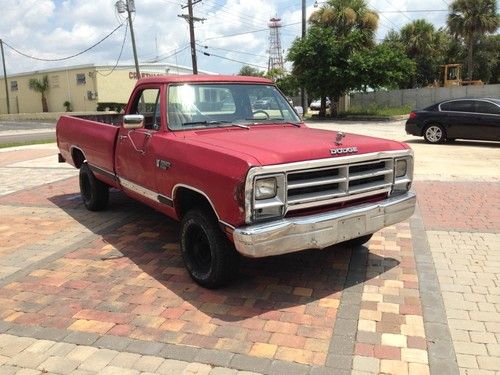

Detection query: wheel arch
xmin=173 ymin=184 xmax=220 ymax=221
xmin=70 ymin=146 xmax=87 ymax=169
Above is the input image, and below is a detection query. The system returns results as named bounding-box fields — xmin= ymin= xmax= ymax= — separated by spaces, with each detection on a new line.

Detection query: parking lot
xmin=0 ymin=119 xmax=498 ymax=374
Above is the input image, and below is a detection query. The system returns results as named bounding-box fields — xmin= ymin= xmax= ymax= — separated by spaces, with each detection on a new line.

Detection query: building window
xmin=76 ymin=73 xmax=86 ymax=85
xmin=51 ymin=75 xmax=60 ymax=88
xmin=10 ymin=81 xmax=18 ymax=91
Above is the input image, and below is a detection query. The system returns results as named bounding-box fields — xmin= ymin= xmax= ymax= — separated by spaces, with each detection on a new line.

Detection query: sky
xmin=0 ymin=0 xmax=451 ymax=76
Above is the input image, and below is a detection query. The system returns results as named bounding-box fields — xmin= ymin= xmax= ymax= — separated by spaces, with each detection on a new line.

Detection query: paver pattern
xmin=414 ymin=181 xmax=500 ymax=233
xmin=0 ymin=136 xmax=498 ymax=374
xmin=414 ymin=181 xmax=500 ymax=375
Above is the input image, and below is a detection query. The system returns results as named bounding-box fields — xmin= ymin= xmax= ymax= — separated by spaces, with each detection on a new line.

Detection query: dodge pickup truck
xmin=57 ymin=75 xmax=416 ymax=288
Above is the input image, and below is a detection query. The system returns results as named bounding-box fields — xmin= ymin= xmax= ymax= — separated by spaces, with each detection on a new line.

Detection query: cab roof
xmin=137 ymin=74 xmax=273 ymax=85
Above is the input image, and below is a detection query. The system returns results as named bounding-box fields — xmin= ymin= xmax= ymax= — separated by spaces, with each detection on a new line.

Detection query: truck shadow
xmin=49 ymin=190 xmax=400 ymax=322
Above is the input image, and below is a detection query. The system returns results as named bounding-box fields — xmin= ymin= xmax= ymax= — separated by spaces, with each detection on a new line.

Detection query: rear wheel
xmin=79 ymin=163 xmax=109 ymax=211
xmin=180 ymin=209 xmax=239 ymax=288
xmin=424 ymin=124 xmax=446 ymax=143
xmin=342 ymin=234 xmax=373 ymax=248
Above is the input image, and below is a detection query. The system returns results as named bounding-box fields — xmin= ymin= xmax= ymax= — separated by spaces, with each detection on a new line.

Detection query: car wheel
xmin=424 ymin=124 xmax=446 ymax=144
xmin=342 ymin=234 xmax=373 ymax=248
xmin=79 ymin=163 xmax=109 ymax=211
xmin=180 ymin=209 xmax=239 ymax=289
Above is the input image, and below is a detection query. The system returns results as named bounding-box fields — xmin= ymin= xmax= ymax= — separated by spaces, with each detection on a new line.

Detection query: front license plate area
xmin=338 ymin=215 xmax=366 ymax=241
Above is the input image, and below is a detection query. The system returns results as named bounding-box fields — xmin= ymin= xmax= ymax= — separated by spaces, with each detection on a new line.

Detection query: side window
xmin=131 ymin=88 xmax=161 ymax=130
xmin=441 ymin=100 xmax=474 ymax=112
xmin=474 ymin=101 xmax=500 ymax=115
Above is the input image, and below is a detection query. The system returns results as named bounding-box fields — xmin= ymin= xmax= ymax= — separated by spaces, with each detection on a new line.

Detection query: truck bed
xmin=74 ymin=113 xmax=123 ymax=126
xmin=56 ymin=115 xmax=120 ymax=174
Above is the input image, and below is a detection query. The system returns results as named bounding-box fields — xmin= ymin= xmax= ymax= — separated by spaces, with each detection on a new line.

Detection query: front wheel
xmin=79 ymin=163 xmax=109 ymax=211
xmin=180 ymin=209 xmax=239 ymax=288
xmin=424 ymin=124 xmax=446 ymax=144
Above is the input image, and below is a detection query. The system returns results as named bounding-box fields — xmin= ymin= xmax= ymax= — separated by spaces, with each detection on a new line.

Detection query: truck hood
xmin=182 ymin=125 xmax=408 ymax=166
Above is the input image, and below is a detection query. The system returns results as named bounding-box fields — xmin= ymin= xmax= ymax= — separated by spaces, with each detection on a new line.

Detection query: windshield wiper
xmin=245 ymin=117 xmax=286 ymax=122
xmin=244 ymin=118 xmax=301 ymax=127
xmin=182 ymin=120 xmax=249 ymax=129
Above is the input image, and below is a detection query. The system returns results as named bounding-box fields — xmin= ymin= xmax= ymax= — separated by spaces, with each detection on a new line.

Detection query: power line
xmin=203 ymin=22 xmax=301 ymax=41
xmin=97 ymin=22 xmax=129 ymax=77
xmin=201 ymin=0 xmax=270 ymax=25
xmin=197 ymin=43 xmax=267 ymax=58
xmin=378 ymin=9 xmax=448 ymax=13
xmin=144 ymin=44 xmax=190 ymax=63
xmin=2 ymin=23 xmax=124 ymax=62
xmin=200 ymin=50 xmax=267 ymax=70
xmin=380 ymin=0 xmax=413 ymax=22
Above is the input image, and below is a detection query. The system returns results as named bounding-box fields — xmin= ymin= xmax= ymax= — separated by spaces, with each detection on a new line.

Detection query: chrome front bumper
xmin=233 ymin=192 xmax=416 ymax=258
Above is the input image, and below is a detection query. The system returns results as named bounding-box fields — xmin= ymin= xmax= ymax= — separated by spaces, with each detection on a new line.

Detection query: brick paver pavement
xmin=414 ymin=181 xmax=500 ymax=375
xmin=0 ymin=142 xmax=498 ymax=374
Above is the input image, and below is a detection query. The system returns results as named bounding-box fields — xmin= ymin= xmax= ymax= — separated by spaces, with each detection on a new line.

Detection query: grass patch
xmin=339 ymin=105 xmax=412 ymax=117
xmin=0 ymin=139 xmax=55 ymax=149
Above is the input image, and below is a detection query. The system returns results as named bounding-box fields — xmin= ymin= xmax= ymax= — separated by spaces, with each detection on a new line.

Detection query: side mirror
xmin=123 ymin=114 xmax=144 ymax=129
xmin=294 ymin=106 xmax=304 ymax=118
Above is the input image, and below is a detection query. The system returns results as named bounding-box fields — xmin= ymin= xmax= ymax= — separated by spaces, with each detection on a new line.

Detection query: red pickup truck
xmin=57 ymin=75 xmax=416 ymax=288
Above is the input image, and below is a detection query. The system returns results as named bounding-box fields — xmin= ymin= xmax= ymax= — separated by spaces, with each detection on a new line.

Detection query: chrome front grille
xmin=286 ymin=159 xmax=394 ymax=211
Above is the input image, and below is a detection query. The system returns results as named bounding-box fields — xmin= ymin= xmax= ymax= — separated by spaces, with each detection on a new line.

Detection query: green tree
xmin=349 ymin=44 xmax=415 ymax=91
xmin=289 ymin=0 xmax=379 ymax=116
xmin=289 ymin=0 xmax=407 ymax=116
xmin=238 ymin=65 xmax=265 ymax=77
xmin=447 ymin=0 xmax=499 ymax=80
xmin=309 ymin=0 xmax=378 ymax=44
xmin=28 ymin=75 xmax=49 ymax=113
xmin=387 ymin=20 xmax=451 ymax=87
xmin=275 ymin=74 xmax=299 ymax=98
xmin=474 ymin=34 xmax=500 ymax=83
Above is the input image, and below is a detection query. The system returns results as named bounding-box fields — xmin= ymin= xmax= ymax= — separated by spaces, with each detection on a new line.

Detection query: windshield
xmin=167 ymin=83 xmax=300 ymax=130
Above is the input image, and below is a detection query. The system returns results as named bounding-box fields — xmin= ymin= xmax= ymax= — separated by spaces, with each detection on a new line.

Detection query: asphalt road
xmin=0 ymin=120 xmax=56 ymax=144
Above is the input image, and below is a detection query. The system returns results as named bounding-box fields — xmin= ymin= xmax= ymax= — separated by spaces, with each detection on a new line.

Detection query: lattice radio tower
xmin=267 ymin=17 xmax=284 ymax=72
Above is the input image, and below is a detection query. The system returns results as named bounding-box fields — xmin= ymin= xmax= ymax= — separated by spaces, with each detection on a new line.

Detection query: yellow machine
xmin=442 ymin=64 xmax=484 ymax=87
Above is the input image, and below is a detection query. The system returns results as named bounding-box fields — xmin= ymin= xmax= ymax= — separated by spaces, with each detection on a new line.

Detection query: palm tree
xmin=28 ymin=75 xmax=49 ymax=112
xmin=398 ymin=20 xmax=442 ymax=87
xmin=400 ymin=20 xmax=436 ymax=58
xmin=309 ymin=0 xmax=378 ymax=45
xmin=447 ymin=0 xmax=498 ymax=80
xmin=308 ymin=0 xmax=378 ymax=115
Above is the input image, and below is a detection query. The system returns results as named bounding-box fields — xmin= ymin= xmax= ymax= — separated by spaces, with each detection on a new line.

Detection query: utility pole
xmin=179 ymin=0 xmax=205 ymax=74
xmin=0 ymin=40 xmax=10 ymax=114
xmin=116 ymin=0 xmax=140 ymax=79
xmin=300 ymin=0 xmax=307 ymax=114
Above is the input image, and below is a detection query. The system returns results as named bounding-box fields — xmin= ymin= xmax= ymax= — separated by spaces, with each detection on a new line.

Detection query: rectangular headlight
xmin=395 ymin=159 xmax=407 ymax=178
xmin=255 ymin=177 xmax=277 ymax=200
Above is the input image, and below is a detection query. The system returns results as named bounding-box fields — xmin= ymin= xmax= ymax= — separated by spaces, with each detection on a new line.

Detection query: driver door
xmin=115 ymin=86 xmax=162 ymax=205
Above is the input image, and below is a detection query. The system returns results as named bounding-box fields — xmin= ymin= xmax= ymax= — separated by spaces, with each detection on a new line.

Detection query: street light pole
xmin=300 ymin=0 xmax=307 ymax=114
xmin=179 ymin=0 xmax=205 ymax=75
xmin=125 ymin=0 xmax=141 ymax=79
xmin=187 ymin=0 xmax=198 ymax=74
xmin=0 ymin=40 xmax=10 ymax=114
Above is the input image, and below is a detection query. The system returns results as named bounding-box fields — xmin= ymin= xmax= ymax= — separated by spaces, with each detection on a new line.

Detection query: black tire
xmin=342 ymin=233 xmax=373 ymax=248
xmin=180 ymin=209 xmax=239 ymax=288
xmin=423 ymin=124 xmax=446 ymax=144
xmin=79 ymin=163 xmax=109 ymax=211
